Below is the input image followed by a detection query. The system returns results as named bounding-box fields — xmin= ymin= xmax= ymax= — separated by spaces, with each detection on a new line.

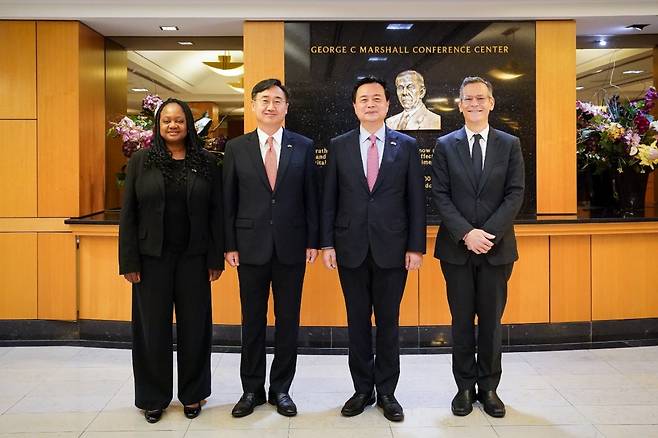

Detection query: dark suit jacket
xmin=223 ymin=129 xmax=319 ymax=265
xmin=118 ymin=147 xmax=224 ymax=274
xmin=431 ymin=126 xmax=525 ymax=266
xmin=320 ymin=127 xmax=426 ymax=269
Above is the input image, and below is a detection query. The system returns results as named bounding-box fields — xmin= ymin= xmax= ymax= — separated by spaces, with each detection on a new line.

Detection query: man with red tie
xmin=223 ymin=78 xmax=319 ymax=418
xmin=321 ymin=76 xmax=426 ymax=422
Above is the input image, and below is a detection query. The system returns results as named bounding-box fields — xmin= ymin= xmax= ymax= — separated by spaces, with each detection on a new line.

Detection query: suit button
xmin=369 ymin=197 xmax=374 ymax=202
xmin=271 ymin=199 xmax=276 ymax=205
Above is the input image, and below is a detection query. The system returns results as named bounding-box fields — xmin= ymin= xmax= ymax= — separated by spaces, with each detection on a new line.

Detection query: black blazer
xmin=118 ymin=148 xmax=224 ymax=274
xmin=223 ymin=129 xmax=319 ymax=265
xmin=431 ymin=126 xmax=525 ymax=266
xmin=320 ymin=127 xmax=426 ymax=269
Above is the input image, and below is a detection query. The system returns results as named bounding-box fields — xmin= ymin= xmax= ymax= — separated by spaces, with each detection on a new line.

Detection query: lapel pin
xmin=287 ymin=144 xmax=293 ymax=148
xmin=391 ymin=141 xmax=397 ymax=146
xmin=191 ymin=168 xmax=197 ymax=173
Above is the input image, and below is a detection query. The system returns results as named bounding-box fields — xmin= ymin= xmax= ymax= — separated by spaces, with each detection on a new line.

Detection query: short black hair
xmin=352 ymin=76 xmax=390 ymax=103
xmin=251 ymin=78 xmax=290 ymax=101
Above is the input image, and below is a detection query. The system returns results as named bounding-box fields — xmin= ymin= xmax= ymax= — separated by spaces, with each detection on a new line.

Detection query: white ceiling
xmin=1 ymin=0 xmax=657 ymax=37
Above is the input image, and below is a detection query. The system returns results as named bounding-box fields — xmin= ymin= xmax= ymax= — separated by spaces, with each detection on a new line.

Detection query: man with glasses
xmin=224 ymin=78 xmax=319 ymax=418
xmin=431 ymin=76 xmax=525 ymax=418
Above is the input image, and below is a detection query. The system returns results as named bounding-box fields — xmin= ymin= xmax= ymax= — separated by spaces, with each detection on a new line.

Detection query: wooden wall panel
xmin=419 ymin=235 xmax=450 ymax=325
xmin=105 ymin=40 xmax=127 ymax=210
xmin=78 ymin=236 xmax=131 ymax=320
xmin=243 ymin=21 xmax=285 ymax=132
xmin=78 ymin=24 xmax=106 ymax=216
xmin=550 ymin=235 xmax=591 ymax=322
xmin=592 ymin=234 xmax=658 ymax=320
xmin=0 ymin=233 xmax=37 ymax=319
xmin=0 ymin=21 xmax=36 ymax=119
xmin=503 ymin=236 xmax=550 ymax=323
xmin=37 ymin=233 xmax=76 ymax=320
xmin=37 ymin=21 xmax=79 ymax=217
xmin=212 ymin=268 xmax=242 ymax=325
xmin=536 ymin=21 xmax=577 ymax=215
xmin=300 ymin=262 xmax=347 ymax=326
xmin=0 ymin=120 xmax=37 ymax=217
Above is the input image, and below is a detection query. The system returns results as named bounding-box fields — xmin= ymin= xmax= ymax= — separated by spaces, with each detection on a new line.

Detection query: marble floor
xmin=2 ymin=346 xmax=658 ymax=437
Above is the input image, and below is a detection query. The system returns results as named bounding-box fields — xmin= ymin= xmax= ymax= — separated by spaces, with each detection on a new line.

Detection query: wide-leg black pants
xmin=337 ymin=252 xmax=408 ymax=396
xmin=441 ymin=256 xmax=513 ymax=392
xmin=237 ymin=255 xmax=305 ymax=396
xmin=132 ymin=251 xmax=212 ymax=410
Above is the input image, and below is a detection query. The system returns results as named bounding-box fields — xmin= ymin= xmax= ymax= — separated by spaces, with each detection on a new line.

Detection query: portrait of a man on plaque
xmin=386 ymin=70 xmax=442 ymax=131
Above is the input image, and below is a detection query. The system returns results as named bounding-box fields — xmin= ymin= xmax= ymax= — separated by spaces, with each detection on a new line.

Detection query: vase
xmin=612 ymin=170 xmax=650 ymax=214
xmin=585 ymin=169 xmax=616 ymax=210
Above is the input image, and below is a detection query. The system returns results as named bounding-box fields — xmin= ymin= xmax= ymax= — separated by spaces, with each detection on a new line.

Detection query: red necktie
xmin=264 ymin=136 xmax=277 ymax=190
xmin=367 ymin=134 xmax=379 ymax=191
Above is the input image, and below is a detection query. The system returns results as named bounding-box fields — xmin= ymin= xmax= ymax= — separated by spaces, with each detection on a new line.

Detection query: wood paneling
xmin=0 ymin=120 xmax=37 ymax=217
xmin=550 ymin=235 xmax=591 ymax=322
xmin=212 ymin=267 xmax=242 ymax=325
xmin=78 ymin=24 xmax=105 ymax=216
xmin=37 ymin=233 xmax=76 ymax=320
xmin=503 ymin=236 xmax=550 ymax=323
xmin=243 ymin=21 xmax=285 ymax=132
xmin=536 ymin=21 xmax=577 ymax=215
xmin=37 ymin=21 xmax=79 ymax=217
xmin=300 ymin=262 xmax=346 ymax=326
xmin=105 ymin=39 xmax=127 ymax=210
xmin=0 ymin=21 xmax=36 ymax=119
xmin=419 ymin=235 xmax=450 ymax=325
xmin=0 ymin=233 xmax=37 ymax=319
xmin=592 ymin=234 xmax=658 ymax=320
xmin=78 ymin=235 xmax=131 ymax=320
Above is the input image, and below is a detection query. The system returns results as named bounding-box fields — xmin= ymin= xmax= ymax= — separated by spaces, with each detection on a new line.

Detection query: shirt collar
xmin=359 ymin=124 xmax=386 ymax=144
xmin=256 ymin=127 xmax=284 ymax=148
xmin=464 ymin=125 xmax=489 ymax=143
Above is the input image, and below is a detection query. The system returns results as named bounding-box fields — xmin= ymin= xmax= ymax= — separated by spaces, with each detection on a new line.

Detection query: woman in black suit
xmin=119 ymin=98 xmax=224 ymax=423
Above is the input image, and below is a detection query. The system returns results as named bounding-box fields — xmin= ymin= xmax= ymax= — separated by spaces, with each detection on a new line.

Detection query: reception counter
xmin=4 ymin=208 xmax=641 ymax=352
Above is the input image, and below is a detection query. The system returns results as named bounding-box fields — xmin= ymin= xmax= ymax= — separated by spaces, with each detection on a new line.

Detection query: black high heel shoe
xmin=184 ymin=402 xmax=201 ymax=419
xmin=144 ymin=408 xmax=163 ymax=423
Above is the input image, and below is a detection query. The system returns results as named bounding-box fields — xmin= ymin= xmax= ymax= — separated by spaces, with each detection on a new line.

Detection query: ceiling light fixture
xmin=625 ymin=24 xmax=649 ymax=31
xmin=202 ymin=54 xmax=244 ymax=77
xmin=597 ymin=39 xmax=607 ymax=47
xmin=177 ymin=41 xmax=194 ymax=46
xmin=368 ymin=56 xmax=388 ymax=62
xmin=227 ymin=78 xmax=244 ymax=94
xmin=386 ymin=23 xmax=413 ymax=30
xmin=159 ymin=26 xmax=179 ymax=31
xmin=131 ymin=88 xmax=149 ymax=92
xmin=622 ymin=70 xmax=644 ymax=74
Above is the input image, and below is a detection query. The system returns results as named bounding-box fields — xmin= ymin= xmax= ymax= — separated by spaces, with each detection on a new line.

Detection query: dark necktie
xmin=472 ymin=133 xmax=483 ymax=184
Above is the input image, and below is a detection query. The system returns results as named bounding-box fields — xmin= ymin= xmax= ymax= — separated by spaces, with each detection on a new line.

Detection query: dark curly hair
xmin=144 ymin=98 xmax=212 ymax=181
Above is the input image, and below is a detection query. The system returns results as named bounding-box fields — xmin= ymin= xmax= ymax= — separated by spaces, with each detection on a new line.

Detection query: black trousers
xmin=337 ymin=252 xmax=408 ymax=395
xmin=132 ymin=251 xmax=212 ymax=410
xmin=441 ymin=256 xmax=513 ymax=392
xmin=237 ymin=254 xmax=305 ymax=395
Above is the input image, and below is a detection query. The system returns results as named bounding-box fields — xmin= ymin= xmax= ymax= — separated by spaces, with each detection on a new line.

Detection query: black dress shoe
xmin=341 ymin=391 xmax=375 ymax=417
xmin=231 ymin=392 xmax=266 ymax=418
xmin=377 ymin=394 xmax=404 ymax=422
xmin=184 ymin=402 xmax=201 ymax=419
xmin=144 ymin=408 xmax=163 ymax=423
xmin=477 ymin=390 xmax=506 ymax=418
xmin=268 ymin=392 xmax=297 ymax=417
xmin=451 ymin=388 xmax=476 ymax=416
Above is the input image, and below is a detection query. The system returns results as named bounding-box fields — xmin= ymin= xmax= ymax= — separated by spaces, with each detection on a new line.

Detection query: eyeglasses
xmin=461 ymin=96 xmax=491 ymax=105
xmin=255 ymin=98 xmax=286 ymax=107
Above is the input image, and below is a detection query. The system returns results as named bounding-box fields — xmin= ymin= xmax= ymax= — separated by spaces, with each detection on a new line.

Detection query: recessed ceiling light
xmin=622 ymin=70 xmax=644 ymax=74
xmin=159 ymin=26 xmax=179 ymax=31
xmin=368 ymin=57 xmax=388 ymax=62
xmin=131 ymin=88 xmax=148 ymax=92
xmin=387 ymin=23 xmax=414 ymax=30
xmin=177 ymin=41 xmax=193 ymax=45
xmin=576 ymin=86 xmax=584 ymax=90
xmin=625 ymin=24 xmax=649 ymax=31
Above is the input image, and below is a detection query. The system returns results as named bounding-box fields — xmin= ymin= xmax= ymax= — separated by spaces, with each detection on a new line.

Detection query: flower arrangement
xmin=577 ymin=87 xmax=658 ymax=175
